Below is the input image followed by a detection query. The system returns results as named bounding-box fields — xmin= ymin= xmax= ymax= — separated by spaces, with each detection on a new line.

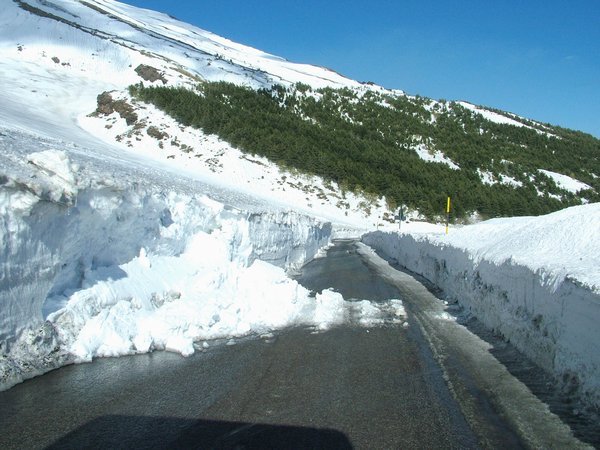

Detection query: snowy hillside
xmin=0 ymin=0 xmax=396 ymax=227
xmin=0 ymin=0 xmax=364 ymax=132
xmin=2 ymin=0 xmax=597 ymax=222
xmin=2 ymin=0 xmax=361 ymax=90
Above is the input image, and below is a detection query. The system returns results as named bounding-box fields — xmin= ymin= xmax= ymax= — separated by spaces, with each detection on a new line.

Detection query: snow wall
xmin=362 ymin=231 xmax=600 ymax=409
xmin=0 ymin=147 xmax=331 ymax=390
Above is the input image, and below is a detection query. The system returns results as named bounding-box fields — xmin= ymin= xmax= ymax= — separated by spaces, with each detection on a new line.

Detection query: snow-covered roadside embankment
xmin=0 ymin=142 xmax=331 ymax=390
xmin=362 ymin=207 xmax=600 ymax=408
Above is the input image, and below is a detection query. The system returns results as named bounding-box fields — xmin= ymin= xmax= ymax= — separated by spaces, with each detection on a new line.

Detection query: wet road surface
xmin=0 ymin=240 xmax=588 ymax=449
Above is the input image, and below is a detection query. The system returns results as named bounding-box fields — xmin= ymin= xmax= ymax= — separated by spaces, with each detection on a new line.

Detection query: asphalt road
xmin=0 ymin=240 xmax=586 ymax=449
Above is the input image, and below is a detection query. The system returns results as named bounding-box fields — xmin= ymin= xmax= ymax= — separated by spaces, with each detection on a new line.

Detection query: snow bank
xmin=0 ymin=129 xmax=407 ymax=390
xmin=0 ymin=135 xmax=335 ymax=388
xmin=363 ymin=204 xmax=600 ymax=408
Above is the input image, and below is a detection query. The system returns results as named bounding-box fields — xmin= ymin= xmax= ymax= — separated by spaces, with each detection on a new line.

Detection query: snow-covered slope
xmin=363 ymin=204 xmax=600 ymax=407
xmin=0 ymin=0 xmax=393 ymax=228
xmin=458 ymin=101 xmax=558 ymax=138
xmin=0 ymin=0 xmax=369 ymax=132
xmin=1 ymin=0 xmax=360 ymax=91
xmin=539 ymin=169 xmax=592 ymax=194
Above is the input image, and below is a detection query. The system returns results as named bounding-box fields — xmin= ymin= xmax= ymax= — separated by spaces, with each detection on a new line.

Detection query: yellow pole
xmin=445 ymin=196 xmax=451 ymax=235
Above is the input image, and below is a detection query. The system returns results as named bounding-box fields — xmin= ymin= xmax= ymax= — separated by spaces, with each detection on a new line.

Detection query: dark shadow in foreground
xmin=45 ymin=415 xmax=353 ymax=450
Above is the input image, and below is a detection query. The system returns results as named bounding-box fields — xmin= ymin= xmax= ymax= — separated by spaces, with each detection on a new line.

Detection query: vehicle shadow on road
xmin=45 ymin=415 xmax=353 ymax=449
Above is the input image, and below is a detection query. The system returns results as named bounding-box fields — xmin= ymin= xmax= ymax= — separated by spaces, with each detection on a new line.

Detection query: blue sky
xmin=125 ymin=0 xmax=599 ymax=137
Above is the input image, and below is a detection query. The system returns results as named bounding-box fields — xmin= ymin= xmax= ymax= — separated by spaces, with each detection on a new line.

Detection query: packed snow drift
xmin=363 ymin=204 xmax=600 ymax=408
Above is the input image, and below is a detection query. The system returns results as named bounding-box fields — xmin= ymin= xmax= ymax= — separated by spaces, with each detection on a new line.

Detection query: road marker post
xmin=445 ymin=196 xmax=451 ymax=235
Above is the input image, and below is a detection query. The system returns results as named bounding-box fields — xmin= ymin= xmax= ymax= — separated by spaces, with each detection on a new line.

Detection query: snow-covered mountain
xmin=3 ymin=0 xmax=597 ymax=223
xmin=1 ymin=0 xmax=362 ymax=132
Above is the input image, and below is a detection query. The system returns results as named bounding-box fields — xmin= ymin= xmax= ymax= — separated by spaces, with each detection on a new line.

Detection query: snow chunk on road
xmin=354 ymin=299 xmax=406 ymax=327
xmin=313 ymin=290 xmax=346 ymax=330
xmin=48 ymin=240 xmax=318 ymax=361
xmin=312 ymin=292 xmax=407 ymax=330
xmin=48 ymin=249 xmax=407 ymax=361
